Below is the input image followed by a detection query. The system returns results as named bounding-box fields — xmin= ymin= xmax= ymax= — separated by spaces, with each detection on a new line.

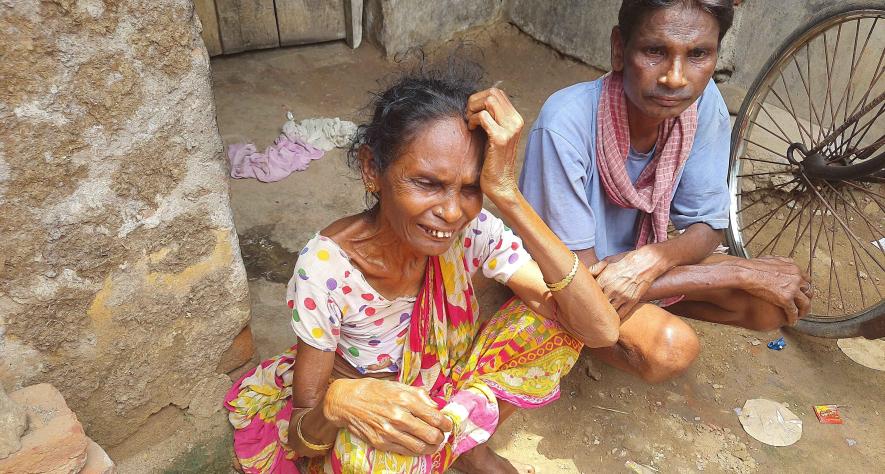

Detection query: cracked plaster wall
xmin=0 ymin=0 xmax=250 ymax=446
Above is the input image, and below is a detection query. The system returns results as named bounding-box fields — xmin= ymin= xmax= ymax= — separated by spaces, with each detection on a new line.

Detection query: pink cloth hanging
xmin=228 ymin=134 xmax=324 ymax=182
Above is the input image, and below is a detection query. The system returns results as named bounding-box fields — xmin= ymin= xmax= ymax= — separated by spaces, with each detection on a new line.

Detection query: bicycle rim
xmin=728 ymin=6 xmax=885 ymax=325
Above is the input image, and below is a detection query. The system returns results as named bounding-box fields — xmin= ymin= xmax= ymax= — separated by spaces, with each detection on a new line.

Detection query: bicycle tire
xmin=726 ymin=1 xmax=885 ymax=339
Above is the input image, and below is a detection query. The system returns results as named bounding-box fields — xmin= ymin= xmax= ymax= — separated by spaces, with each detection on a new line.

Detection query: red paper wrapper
xmin=814 ymin=405 xmax=844 ymax=424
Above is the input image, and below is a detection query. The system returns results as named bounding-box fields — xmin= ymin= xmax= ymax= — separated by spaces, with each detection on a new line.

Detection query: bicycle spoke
xmin=808 ymin=190 xmax=828 ymax=311
xmin=827 ymin=20 xmax=863 ymax=138
xmin=849 ymin=134 xmax=885 ymax=162
xmin=826 ymin=22 xmax=846 ymax=131
xmin=834 ymin=190 xmax=880 ymax=308
xmin=748 ymin=118 xmax=795 ymax=147
xmin=737 ymin=170 xmax=795 ymax=178
xmin=736 ymin=193 xmax=772 ymax=215
xmin=772 ymin=77 xmax=815 ymax=145
xmin=736 ymin=177 xmax=800 ymax=197
xmin=841 ymin=197 xmax=869 ymax=307
xmin=742 ymin=156 xmax=795 ymax=167
xmin=758 ymin=103 xmax=804 ymax=146
xmin=840 ymin=52 xmax=884 ymax=138
xmin=801 ymin=175 xmax=885 ymax=273
xmin=843 ymin=17 xmax=880 ymax=119
xmin=843 ymin=19 xmax=862 ymax=126
xmin=823 ymin=181 xmax=885 ymax=262
xmin=841 ymin=104 xmax=885 ymax=163
xmin=840 ymin=179 xmax=885 ymax=202
xmin=789 ymin=196 xmax=823 ymax=257
xmin=740 ymin=187 xmax=804 ymax=244
xmin=839 ymin=181 xmax=885 ymax=220
xmin=829 ymin=92 xmax=885 ymax=161
xmin=755 ymin=190 xmax=811 ymax=255
xmin=842 ymin=191 xmax=885 ymax=302
xmin=736 ymin=182 xmax=800 ymax=215
xmin=822 ymin=29 xmax=838 ymax=134
xmin=818 ymin=188 xmax=845 ymax=315
xmin=793 ymin=44 xmax=826 ymax=145
xmin=810 ymin=90 xmax=885 ymax=154
xmin=744 ymin=137 xmax=790 ymax=158
xmin=846 ymin=59 xmax=885 ymax=134
xmin=817 ymin=63 xmax=885 ymax=149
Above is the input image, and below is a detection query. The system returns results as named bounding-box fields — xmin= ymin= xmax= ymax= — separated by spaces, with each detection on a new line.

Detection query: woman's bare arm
xmin=287 ymin=344 xmax=339 ymax=457
xmin=467 ymin=87 xmax=620 ymax=348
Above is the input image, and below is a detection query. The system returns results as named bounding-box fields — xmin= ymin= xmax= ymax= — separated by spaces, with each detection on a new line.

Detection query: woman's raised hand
xmin=467 ymin=87 xmax=524 ymax=201
xmin=322 ymin=378 xmax=454 ymax=456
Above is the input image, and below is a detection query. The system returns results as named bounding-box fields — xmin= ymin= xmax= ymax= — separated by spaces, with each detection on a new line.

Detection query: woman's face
xmin=371 ymin=116 xmax=485 ymax=256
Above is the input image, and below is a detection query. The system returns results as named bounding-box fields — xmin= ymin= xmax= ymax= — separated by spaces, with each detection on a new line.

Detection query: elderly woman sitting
xmin=224 ymin=61 xmax=620 ymax=473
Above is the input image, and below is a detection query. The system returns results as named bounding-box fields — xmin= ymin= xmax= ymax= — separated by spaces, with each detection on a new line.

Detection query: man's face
xmin=612 ymin=5 xmax=720 ymax=122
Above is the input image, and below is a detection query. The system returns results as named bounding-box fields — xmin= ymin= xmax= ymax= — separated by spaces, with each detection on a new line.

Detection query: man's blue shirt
xmin=519 ymin=77 xmax=731 ymax=259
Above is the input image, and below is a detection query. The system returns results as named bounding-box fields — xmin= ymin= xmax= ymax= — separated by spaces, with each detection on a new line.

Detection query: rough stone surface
xmin=365 ymin=0 xmax=506 ymax=57
xmin=216 ymin=323 xmax=256 ymax=374
xmin=181 ymin=373 xmax=233 ymax=418
xmin=1 ymin=384 xmax=88 ymax=473
xmin=0 ymin=0 xmax=250 ymax=447
xmin=726 ymin=0 xmax=830 ymax=92
xmin=0 ymin=384 xmax=27 ymax=459
xmin=80 ymin=438 xmax=116 ymax=474
xmin=508 ymin=0 xmax=619 ymax=71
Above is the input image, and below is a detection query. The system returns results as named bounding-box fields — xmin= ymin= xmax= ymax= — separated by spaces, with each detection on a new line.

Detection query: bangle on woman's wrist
xmin=295 ymin=406 xmax=334 ymax=451
xmin=546 ymin=251 xmax=579 ymax=292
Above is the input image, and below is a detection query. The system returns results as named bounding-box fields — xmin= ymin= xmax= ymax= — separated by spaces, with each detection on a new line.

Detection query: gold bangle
xmin=296 ymin=407 xmax=334 ymax=451
xmin=546 ymin=252 xmax=579 ymax=293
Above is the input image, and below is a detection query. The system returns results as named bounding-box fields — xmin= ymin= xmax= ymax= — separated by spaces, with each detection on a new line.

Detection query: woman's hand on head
xmin=322 ymin=378 xmax=454 ymax=456
xmin=466 ymin=87 xmax=524 ymax=202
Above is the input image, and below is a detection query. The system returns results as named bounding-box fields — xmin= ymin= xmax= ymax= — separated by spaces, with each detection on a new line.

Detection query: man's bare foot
xmin=452 ymin=444 xmax=535 ymax=474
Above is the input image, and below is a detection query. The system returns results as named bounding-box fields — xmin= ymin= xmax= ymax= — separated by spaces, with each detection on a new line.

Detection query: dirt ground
xmin=211 ymin=24 xmax=884 ymax=473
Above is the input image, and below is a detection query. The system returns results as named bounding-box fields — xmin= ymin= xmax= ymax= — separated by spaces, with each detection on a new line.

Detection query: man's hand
xmin=731 ymin=256 xmax=812 ymax=325
xmin=590 ymin=247 xmax=668 ymax=318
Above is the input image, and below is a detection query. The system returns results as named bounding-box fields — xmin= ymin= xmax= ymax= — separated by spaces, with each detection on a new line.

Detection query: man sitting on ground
xmin=520 ymin=0 xmax=813 ymax=383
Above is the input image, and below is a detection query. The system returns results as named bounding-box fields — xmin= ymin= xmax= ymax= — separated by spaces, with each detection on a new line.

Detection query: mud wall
xmin=364 ymin=0 xmax=507 ymax=57
xmin=0 ymin=0 xmax=251 ymax=447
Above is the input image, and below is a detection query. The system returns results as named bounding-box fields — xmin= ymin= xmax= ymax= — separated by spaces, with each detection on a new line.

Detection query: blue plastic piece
xmin=767 ymin=336 xmax=786 ymax=351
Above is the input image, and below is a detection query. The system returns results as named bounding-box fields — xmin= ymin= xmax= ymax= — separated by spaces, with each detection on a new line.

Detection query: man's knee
xmin=639 ymin=319 xmax=700 ymax=384
xmin=741 ymin=297 xmax=788 ymax=332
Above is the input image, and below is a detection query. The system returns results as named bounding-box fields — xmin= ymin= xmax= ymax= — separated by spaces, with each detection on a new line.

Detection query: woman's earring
xmin=364 ymin=182 xmax=377 ymax=210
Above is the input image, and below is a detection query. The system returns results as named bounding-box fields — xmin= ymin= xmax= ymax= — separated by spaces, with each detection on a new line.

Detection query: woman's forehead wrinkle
xmin=404 ymin=118 xmax=479 ymax=181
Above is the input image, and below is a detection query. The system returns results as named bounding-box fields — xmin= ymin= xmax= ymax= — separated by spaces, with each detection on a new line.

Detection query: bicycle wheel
xmin=727 ymin=2 xmax=885 ymax=338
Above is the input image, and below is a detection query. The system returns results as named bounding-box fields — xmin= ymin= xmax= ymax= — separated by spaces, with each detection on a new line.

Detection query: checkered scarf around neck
xmin=596 ymin=71 xmax=699 ymax=247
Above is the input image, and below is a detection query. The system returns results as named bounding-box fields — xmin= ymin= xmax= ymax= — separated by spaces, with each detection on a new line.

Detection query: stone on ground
xmin=1 ymin=384 xmax=88 ymax=473
xmin=0 ymin=385 xmax=28 ymax=459
xmin=80 ymin=438 xmax=116 ymax=474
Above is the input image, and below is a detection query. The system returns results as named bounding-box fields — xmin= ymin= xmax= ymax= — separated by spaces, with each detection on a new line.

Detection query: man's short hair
xmin=618 ymin=0 xmax=734 ymax=43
